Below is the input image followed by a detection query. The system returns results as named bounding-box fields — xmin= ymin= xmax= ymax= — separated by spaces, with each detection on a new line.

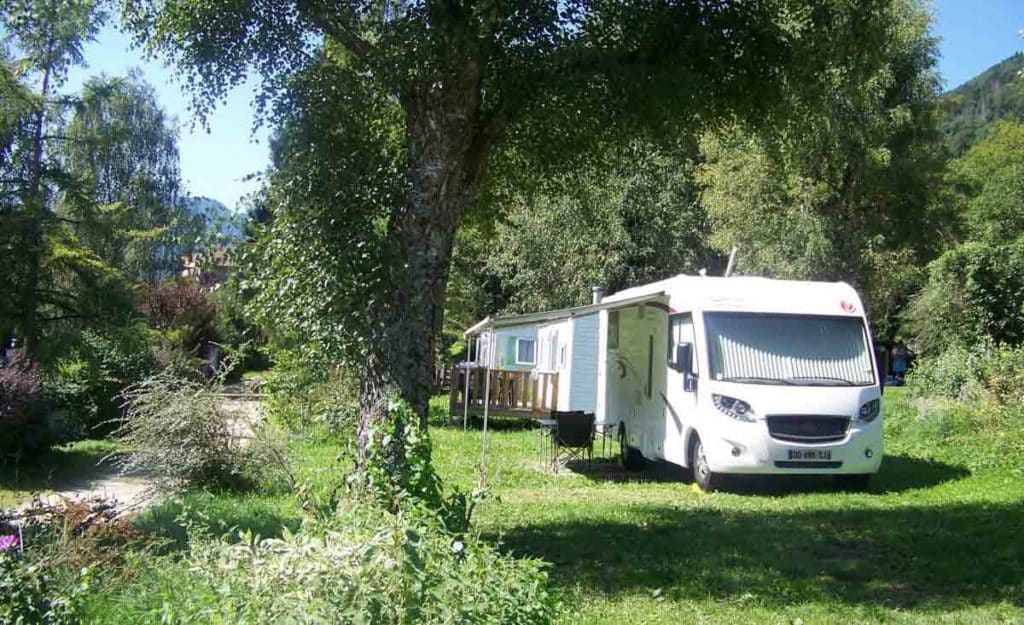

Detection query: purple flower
xmin=0 ymin=535 xmax=19 ymax=551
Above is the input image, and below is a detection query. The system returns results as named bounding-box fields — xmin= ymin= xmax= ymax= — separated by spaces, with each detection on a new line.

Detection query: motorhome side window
xmin=608 ymin=311 xmax=620 ymax=349
xmin=668 ymin=313 xmax=695 ymax=372
xmin=515 ymin=338 xmax=536 ymax=365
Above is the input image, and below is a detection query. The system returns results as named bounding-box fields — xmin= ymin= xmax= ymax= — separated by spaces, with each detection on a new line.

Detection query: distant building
xmin=181 ymin=246 xmax=233 ymax=289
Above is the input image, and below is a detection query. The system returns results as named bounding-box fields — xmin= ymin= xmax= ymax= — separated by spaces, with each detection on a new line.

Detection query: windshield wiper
xmin=719 ymin=376 xmax=795 ymax=385
xmin=785 ymin=376 xmax=857 ymax=386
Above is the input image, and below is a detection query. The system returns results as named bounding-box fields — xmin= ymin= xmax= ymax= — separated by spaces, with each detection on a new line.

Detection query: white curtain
xmin=706 ymin=314 xmax=874 ymax=384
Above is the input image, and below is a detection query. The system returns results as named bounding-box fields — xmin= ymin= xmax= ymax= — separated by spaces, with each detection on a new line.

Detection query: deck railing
xmin=449 ymin=366 xmax=558 ymax=418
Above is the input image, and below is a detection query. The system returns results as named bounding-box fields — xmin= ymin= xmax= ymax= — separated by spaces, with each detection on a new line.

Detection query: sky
xmin=62 ymin=1 xmax=1024 ymax=212
xmin=63 ymin=27 xmax=270 ymax=213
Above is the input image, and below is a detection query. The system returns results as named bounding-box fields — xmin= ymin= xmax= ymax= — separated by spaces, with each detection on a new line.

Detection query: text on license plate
xmin=787 ymin=449 xmax=832 ymax=461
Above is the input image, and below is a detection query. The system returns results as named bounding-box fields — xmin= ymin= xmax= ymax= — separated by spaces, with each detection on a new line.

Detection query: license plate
xmin=787 ymin=449 xmax=832 ymax=461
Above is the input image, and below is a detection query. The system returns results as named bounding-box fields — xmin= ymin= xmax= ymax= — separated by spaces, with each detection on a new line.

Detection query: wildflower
xmin=451 ymin=540 xmax=464 ymax=555
xmin=0 ymin=535 xmax=18 ymax=551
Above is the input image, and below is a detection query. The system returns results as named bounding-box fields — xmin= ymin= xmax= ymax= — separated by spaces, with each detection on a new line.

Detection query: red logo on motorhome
xmin=840 ymin=300 xmax=857 ymax=313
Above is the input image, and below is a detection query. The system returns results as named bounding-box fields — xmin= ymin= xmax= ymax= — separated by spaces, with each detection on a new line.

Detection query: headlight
xmin=713 ymin=394 xmax=755 ymax=422
xmin=859 ymin=399 xmax=881 ymax=422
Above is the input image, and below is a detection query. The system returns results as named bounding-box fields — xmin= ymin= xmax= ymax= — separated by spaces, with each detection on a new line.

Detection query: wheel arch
xmin=684 ymin=428 xmax=701 ymax=469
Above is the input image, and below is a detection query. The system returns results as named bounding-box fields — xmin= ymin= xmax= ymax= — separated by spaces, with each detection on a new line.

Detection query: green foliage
xmin=446 ymin=0 xmax=944 ymax=342
xmin=262 ymin=348 xmax=360 ymax=435
xmin=696 ymin=0 xmax=945 ymax=339
xmin=354 ymin=398 xmax=482 ymax=535
xmin=486 ymin=144 xmax=708 ymax=314
xmin=78 ymin=411 xmax=553 ymax=625
xmin=905 ymin=238 xmax=1024 ymax=354
xmin=237 ymin=50 xmax=402 ymax=369
xmin=885 ymin=346 xmax=1024 ymax=475
xmin=0 ymin=551 xmax=92 ymax=625
xmin=939 ymin=52 xmax=1024 ymax=156
xmin=45 ymin=325 xmax=155 ymax=436
xmin=91 ymin=502 xmax=555 ymax=625
xmin=906 ymin=342 xmax=1024 ymax=406
xmin=129 ymin=0 xmax=949 ymax=436
xmin=948 ymin=121 xmax=1024 ymax=242
xmin=698 ymin=130 xmax=838 ymax=279
xmin=1 ymin=0 xmax=108 ymax=353
xmin=61 ymin=71 xmax=194 ymax=282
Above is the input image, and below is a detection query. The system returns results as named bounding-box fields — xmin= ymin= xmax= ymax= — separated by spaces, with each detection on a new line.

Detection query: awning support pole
xmin=462 ymin=362 xmax=471 ymax=431
xmin=482 ymin=365 xmax=491 ymax=459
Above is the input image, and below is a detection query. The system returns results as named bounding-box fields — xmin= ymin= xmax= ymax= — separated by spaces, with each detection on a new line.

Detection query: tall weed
xmin=117 ymin=372 xmax=261 ymax=491
xmin=893 ymin=342 xmax=1024 ymax=473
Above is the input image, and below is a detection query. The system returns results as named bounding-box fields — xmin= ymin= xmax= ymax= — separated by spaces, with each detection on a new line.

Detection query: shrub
xmin=83 ymin=398 xmax=555 ymax=624
xmin=138 ymin=279 xmax=220 ymax=350
xmin=907 ymin=342 xmax=1024 ymax=405
xmin=3 ymin=495 xmax=148 ymax=571
xmin=0 ymin=350 xmax=52 ymax=455
xmin=892 ymin=342 xmax=1024 ymax=473
xmin=46 ymin=326 xmax=156 ymax=437
xmin=167 ymin=506 xmax=556 ymax=625
xmin=0 ymin=545 xmax=93 ymax=625
xmin=138 ymin=278 xmax=225 ymax=378
xmin=117 ymin=372 xmax=251 ymax=491
xmin=353 ymin=399 xmax=481 ymax=534
xmin=904 ymin=238 xmax=1024 ymax=355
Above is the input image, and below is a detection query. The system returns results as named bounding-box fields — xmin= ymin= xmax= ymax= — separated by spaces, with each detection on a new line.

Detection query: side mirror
xmin=674 ymin=342 xmax=698 ymax=392
xmin=673 ymin=342 xmax=692 ymax=373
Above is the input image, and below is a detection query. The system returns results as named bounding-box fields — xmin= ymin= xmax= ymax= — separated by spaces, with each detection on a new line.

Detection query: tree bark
xmin=356 ymin=68 xmax=493 ymax=457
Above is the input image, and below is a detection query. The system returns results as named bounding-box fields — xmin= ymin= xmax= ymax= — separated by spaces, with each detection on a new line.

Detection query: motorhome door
xmin=664 ymin=312 xmax=698 ymax=463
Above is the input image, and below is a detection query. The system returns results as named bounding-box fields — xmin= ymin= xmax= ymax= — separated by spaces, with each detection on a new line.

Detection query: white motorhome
xmin=456 ymin=274 xmax=884 ymax=489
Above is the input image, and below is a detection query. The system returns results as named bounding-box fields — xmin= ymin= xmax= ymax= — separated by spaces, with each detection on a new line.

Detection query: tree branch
xmin=38 ymin=314 xmax=87 ymax=323
xmin=296 ymin=0 xmax=375 ymax=60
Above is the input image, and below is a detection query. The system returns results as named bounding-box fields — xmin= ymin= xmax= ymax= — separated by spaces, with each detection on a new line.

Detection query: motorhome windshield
xmin=704 ymin=312 xmax=875 ymax=386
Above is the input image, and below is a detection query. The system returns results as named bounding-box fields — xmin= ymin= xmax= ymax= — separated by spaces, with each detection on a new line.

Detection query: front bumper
xmin=703 ymin=416 xmax=884 ymax=475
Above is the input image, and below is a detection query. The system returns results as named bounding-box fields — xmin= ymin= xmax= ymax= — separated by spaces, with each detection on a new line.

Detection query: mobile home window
xmin=608 ymin=311 xmax=620 ymax=349
xmin=515 ymin=338 xmax=536 ymax=365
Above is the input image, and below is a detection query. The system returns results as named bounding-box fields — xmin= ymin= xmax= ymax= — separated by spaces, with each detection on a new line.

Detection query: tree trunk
xmin=21 ymin=63 xmax=51 ymax=358
xmin=355 ymin=71 xmax=492 ymax=461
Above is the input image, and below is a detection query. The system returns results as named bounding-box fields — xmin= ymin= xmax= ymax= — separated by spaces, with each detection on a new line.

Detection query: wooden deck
xmin=449 ymin=366 xmax=558 ymax=418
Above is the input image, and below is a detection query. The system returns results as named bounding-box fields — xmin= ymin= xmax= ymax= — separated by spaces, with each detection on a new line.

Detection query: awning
xmin=464 ymin=292 xmax=667 ymax=336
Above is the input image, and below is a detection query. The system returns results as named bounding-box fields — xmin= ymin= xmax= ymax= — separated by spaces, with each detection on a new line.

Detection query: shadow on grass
xmin=494 ymin=498 xmax=1024 ymax=610
xmin=135 ymin=492 xmax=303 ymax=552
xmin=0 ymin=442 xmax=120 ymax=497
xmin=440 ymin=416 xmax=540 ymax=432
xmin=563 ymin=454 xmax=969 ymax=494
xmin=563 ymin=458 xmax=693 ymax=483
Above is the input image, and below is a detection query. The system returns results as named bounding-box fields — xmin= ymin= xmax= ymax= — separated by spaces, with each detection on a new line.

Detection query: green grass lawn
xmin=427 ymin=388 xmax=1024 ymax=624
xmin=46 ymin=388 xmax=1024 ymax=624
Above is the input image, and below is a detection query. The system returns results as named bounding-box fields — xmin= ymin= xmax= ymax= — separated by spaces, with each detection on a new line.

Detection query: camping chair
xmin=552 ymin=411 xmax=595 ymax=473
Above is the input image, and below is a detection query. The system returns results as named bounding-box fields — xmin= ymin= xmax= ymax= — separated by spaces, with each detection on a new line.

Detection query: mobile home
xmin=453 ymin=274 xmax=884 ymax=489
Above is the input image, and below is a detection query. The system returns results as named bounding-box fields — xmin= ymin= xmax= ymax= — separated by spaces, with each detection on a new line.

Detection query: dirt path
xmin=19 ymin=387 xmax=265 ymax=516
xmin=43 ymin=470 xmax=156 ymax=513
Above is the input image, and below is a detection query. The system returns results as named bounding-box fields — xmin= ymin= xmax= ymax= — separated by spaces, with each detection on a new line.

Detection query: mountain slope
xmin=183 ymin=196 xmax=244 ymax=242
xmin=940 ymin=53 xmax=1024 ymax=155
